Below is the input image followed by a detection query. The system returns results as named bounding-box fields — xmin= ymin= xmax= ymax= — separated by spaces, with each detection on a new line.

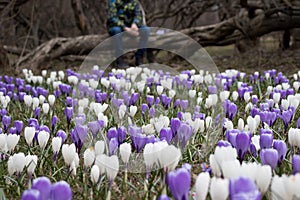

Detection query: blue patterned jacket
xmin=107 ymin=0 xmax=143 ymax=30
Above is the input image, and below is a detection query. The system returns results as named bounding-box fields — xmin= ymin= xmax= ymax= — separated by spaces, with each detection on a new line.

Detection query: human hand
xmin=131 ymin=23 xmax=138 ymax=32
xmin=124 ymin=26 xmax=139 ymax=36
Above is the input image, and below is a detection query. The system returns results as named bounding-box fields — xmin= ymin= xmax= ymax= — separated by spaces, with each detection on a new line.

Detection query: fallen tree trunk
xmin=14 ymin=8 xmax=300 ymax=71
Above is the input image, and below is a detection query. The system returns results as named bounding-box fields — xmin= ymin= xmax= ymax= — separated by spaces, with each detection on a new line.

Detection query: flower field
xmin=0 ymin=66 xmax=300 ymax=200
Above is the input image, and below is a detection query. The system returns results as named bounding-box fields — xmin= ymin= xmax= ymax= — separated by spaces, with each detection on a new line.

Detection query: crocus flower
xmin=2 ymin=115 xmax=11 ymax=132
xmin=25 ymin=155 xmax=38 ymax=176
xmin=260 ymin=149 xmax=278 ymax=170
xmin=170 ymin=118 xmax=181 ymax=137
xmin=194 ymin=172 xmax=210 ymax=200
xmin=109 ymin=138 xmax=119 ymax=156
xmin=64 ymin=107 xmax=73 ymax=126
xmin=235 ymin=131 xmax=250 ymax=163
xmin=52 ymin=137 xmax=62 ymax=162
xmin=177 ymin=123 xmax=193 ymax=148
xmin=273 ymin=140 xmax=287 ymax=166
xmin=56 ymin=130 xmax=67 ymax=143
xmin=210 ymin=177 xmax=229 ymax=200
xmin=6 ymin=134 xmax=20 ymax=153
xmin=70 ymin=124 xmax=88 ymax=152
xmin=119 ymin=142 xmax=131 ymax=165
xmin=88 ymin=120 xmax=102 ymax=138
xmin=160 ymin=127 xmax=173 ymax=144
xmin=90 ymin=165 xmax=100 ymax=184
xmin=21 ymin=189 xmax=40 ymax=200
xmin=51 ymin=116 xmax=58 ymax=131
xmin=14 ymin=120 xmax=24 ymax=135
xmin=158 ymin=195 xmax=170 ymax=200
xmin=38 ymin=130 xmax=50 ymax=149
xmin=167 ymin=167 xmax=191 ymax=200
xmin=229 ymin=176 xmax=261 ymax=200
xmin=83 ymin=147 xmax=95 ymax=168
xmin=259 ymin=133 xmax=273 ymax=149
xmin=50 ymin=181 xmax=72 ymax=200
xmin=24 ymin=126 xmax=35 ymax=146
xmin=107 ymin=127 xmax=118 ymax=141
xmin=292 ymin=155 xmax=300 ymax=174
xmin=117 ymin=126 xmax=126 ymax=144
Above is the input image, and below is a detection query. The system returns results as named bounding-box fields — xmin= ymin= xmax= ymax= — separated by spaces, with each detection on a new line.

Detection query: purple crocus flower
xmin=250 ymin=143 xmax=257 ymax=157
xmin=107 ymin=127 xmax=118 ymax=141
xmin=217 ymin=140 xmax=232 ymax=147
xmin=14 ymin=120 xmax=24 ymax=135
xmin=149 ymin=107 xmax=155 ymax=118
xmin=40 ymin=125 xmax=50 ymax=133
xmin=273 ymin=140 xmax=287 ymax=166
xmin=129 ymin=92 xmax=139 ymax=106
xmin=180 ymin=100 xmax=189 ymax=111
xmin=229 ymin=176 xmax=261 ymax=200
xmin=64 ymin=107 xmax=73 ymax=126
xmin=235 ymin=131 xmax=251 ymax=163
xmin=177 ymin=123 xmax=193 ymax=148
xmin=174 ymin=99 xmax=180 ymax=109
xmin=146 ymin=95 xmax=154 ymax=107
xmin=50 ymin=181 xmax=72 ymax=200
xmin=51 ymin=116 xmax=58 ymax=132
xmin=117 ymin=126 xmax=127 ymax=144
xmin=224 ymin=100 xmax=238 ymax=120
xmin=201 ymin=162 xmax=212 ymax=174
xmin=297 ymin=118 xmax=300 ymax=129
xmin=170 ymin=118 xmax=181 ymax=137
xmin=292 ymin=155 xmax=300 ymax=174
xmin=9 ymin=127 xmax=17 ymax=135
xmin=160 ymin=127 xmax=173 ymax=144
xmin=280 ymin=108 xmax=294 ymax=131
xmin=208 ymin=85 xmax=218 ymax=94
xmin=75 ymin=114 xmax=86 ymax=125
xmin=2 ymin=115 xmax=11 ymax=132
xmin=158 ymin=195 xmax=170 ymax=200
xmin=21 ymin=189 xmax=40 ymax=200
xmin=65 ymin=97 xmax=73 ymax=107
xmin=259 ymin=133 xmax=273 ymax=149
xmin=56 ymin=130 xmax=67 ymax=143
xmin=109 ymin=138 xmax=119 ymax=156
xmin=71 ymin=124 xmax=88 ymax=153
xmin=34 ymin=108 xmax=41 ymax=119
xmin=260 ymin=149 xmax=278 ymax=170
xmin=161 ymin=94 xmax=172 ymax=109
xmin=88 ymin=121 xmax=102 ymax=138
xmin=226 ymin=129 xmax=239 ymax=147
xmin=31 ymin=176 xmax=51 ymax=200
xmin=167 ymin=167 xmax=191 ymax=200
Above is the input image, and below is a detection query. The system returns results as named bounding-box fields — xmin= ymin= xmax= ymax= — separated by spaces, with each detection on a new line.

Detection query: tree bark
xmin=0 ymin=41 xmax=9 ymax=68
xmin=14 ymin=8 xmax=300 ymax=71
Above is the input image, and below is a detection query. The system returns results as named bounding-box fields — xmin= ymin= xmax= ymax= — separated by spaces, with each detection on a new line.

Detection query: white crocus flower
xmin=39 ymin=95 xmax=46 ymax=105
xmin=100 ymin=78 xmax=110 ymax=88
xmin=251 ymin=135 xmax=260 ymax=151
xmin=24 ymin=127 xmax=36 ymax=146
xmin=48 ymin=95 xmax=55 ymax=107
xmin=221 ymin=159 xmax=241 ymax=179
xmin=105 ymin=155 xmax=119 ymax=183
xmin=0 ymin=134 xmax=7 ymax=153
xmin=158 ymin=144 xmax=181 ymax=172
xmin=232 ymin=91 xmax=239 ymax=101
xmin=32 ymin=97 xmax=39 ymax=110
xmin=62 ymin=143 xmax=77 ymax=166
xmin=255 ymin=164 xmax=272 ymax=194
xmin=11 ymin=152 xmax=26 ymax=175
xmin=244 ymin=91 xmax=251 ymax=102
xmin=247 ymin=116 xmax=258 ymax=133
xmin=52 ymin=137 xmax=62 ymax=154
xmin=89 ymin=79 xmax=99 ymax=89
xmin=271 ymin=175 xmax=293 ymax=200
xmin=95 ymin=154 xmax=107 ymax=175
xmin=129 ymin=105 xmax=137 ymax=117
xmin=24 ymin=95 xmax=33 ymax=107
xmin=273 ymin=93 xmax=281 ymax=104
xmin=38 ymin=131 xmax=50 ymax=149
xmin=84 ymin=147 xmax=96 ymax=168
xmin=205 ymin=116 xmax=212 ymax=130
xmin=42 ymin=103 xmax=50 ymax=114
xmin=95 ymin=140 xmax=105 ymax=156
xmin=90 ymin=165 xmax=100 ymax=184
xmin=240 ymin=162 xmax=258 ymax=181
xmin=118 ymin=104 xmax=127 ymax=119
xmin=210 ymin=177 xmax=229 ymax=200
xmin=293 ymin=81 xmax=300 ymax=91
xmin=144 ymin=143 xmax=156 ymax=170
xmin=220 ymin=91 xmax=230 ymax=102
xmin=288 ymin=128 xmax=300 ymax=148
xmin=41 ymin=70 xmax=47 ymax=77
xmin=6 ymin=134 xmax=20 ymax=153
xmin=188 ymin=90 xmax=196 ymax=98
xmin=195 ymin=172 xmax=210 ymax=200
xmin=238 ymin=118 xmax=244 ymax=131
xmin=168 ymin=90 xmax=176 ymax=98
xmin=156 ymin=85 xmax=164 ymax=95
xmin=281 ymin=99 xmax=289 ymax=110
xmin=119 ymin=143 xmax=131 ymax=165
xmin=25 ymin=155 xmax=38 ymax=175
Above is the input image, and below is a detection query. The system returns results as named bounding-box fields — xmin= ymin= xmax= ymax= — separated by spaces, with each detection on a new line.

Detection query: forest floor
xmin=1 ymin=38 xmax=300 ymax=77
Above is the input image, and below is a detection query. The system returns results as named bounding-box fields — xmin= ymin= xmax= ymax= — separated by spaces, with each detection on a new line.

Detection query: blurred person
xmin=107 ymin=0 xmax=150 ymax=68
